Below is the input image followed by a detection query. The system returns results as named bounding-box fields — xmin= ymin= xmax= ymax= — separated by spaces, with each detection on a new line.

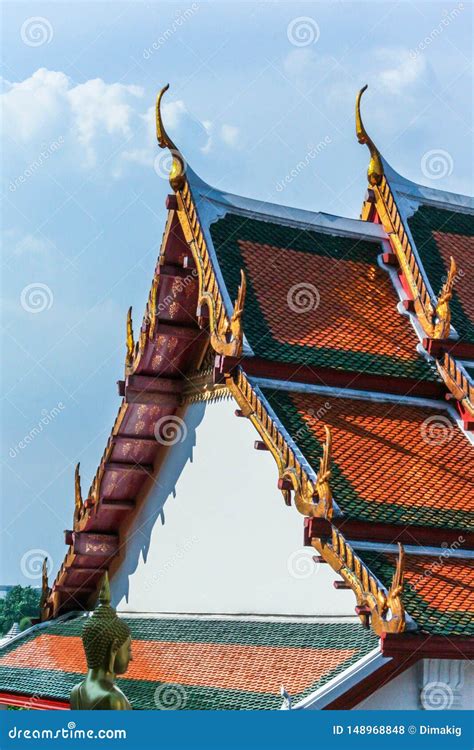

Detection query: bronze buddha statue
xmin=70 ymin=572 xmax=133 ymax=710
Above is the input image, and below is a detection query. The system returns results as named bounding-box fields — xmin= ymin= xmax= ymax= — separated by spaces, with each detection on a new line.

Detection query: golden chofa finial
xmin=74 ymin=462 xmax=83 ymax=528
xmin=356 ymin=85 xmax=383 ymax=186
xmin=155 ymin=84 xmax=186 ymax=191
xmin=126 ymin=306 xmax=135 ymax=368
xmin=433 ymin=255 xmax=456 ymax=338
xmin=316 ymin=425 xmax=333 ymax=519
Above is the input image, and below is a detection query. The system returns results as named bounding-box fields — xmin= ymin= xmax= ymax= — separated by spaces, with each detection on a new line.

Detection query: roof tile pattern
xmin=359 ymin=551 xmax=474 ymax=637
xmin=261 ymin=387 xmax=474 ymax=530
xmin=210 ymin=213 xmax=436 ymax=380
xmin=407 ymin=205 xmax=474 ymax=343
xmin=0 ymin=617 xmax=377 ymax=709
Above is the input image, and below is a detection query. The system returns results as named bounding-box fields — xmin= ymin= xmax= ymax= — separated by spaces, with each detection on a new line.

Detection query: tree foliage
xmin=0 ymin=586 xmax=40 ymax=636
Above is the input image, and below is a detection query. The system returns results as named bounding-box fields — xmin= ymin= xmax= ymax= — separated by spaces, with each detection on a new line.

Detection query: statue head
xmin=82 ymin=572 xmax=132 ymax=675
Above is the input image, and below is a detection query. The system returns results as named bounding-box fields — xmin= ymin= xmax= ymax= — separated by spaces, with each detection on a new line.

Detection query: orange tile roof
xmin=261 ymin=387 xmax=474 ymax=530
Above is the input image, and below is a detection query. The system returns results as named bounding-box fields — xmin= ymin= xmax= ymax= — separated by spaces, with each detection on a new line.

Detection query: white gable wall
xmin=111 ymin=397 xmax=355 ymax=616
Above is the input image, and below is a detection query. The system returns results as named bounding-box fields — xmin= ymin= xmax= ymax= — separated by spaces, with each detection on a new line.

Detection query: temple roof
xmin=257 ymin=381 xmax=474 ymax=530
xmin=0 ymin=615 xmax=378 ymax=710
xmin=34 ymin=86 xmax=473 ymax=662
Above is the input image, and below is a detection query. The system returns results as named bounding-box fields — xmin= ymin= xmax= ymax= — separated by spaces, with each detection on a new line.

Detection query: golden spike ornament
xmin=74 ymin=462 xmax=83 ymax=528
xmin=155 ymin=84 xmax=186 ymax=191
xmin=126 ymin=306 xmax=135 ymax=368
xmin=356 ymin=85 xmax=384 ymax=186
xmin=70 ymin=573 xmax=133 ymax=710
xmin=316 ymin=425 xmax=334 ymax=519
xmin=208 ymin=269 xmax=247 ymax=357
xmin=357 ymin=542 xmax=406 ymax=634
xmin=40 ymin=557 xmax=51 ymax=621
xmin=433 ymin=256 xmax=456 ymax=338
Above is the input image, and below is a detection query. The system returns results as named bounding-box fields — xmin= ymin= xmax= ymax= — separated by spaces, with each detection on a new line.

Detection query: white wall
xmin=111 ymin=397 xmax=356 ymax=616
xmin=355 ymin=661 xmax=473 ymax=710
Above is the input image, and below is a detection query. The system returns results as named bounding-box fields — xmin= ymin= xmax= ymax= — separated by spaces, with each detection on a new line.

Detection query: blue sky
xmin=1 ymin=0 xmax=472 ymax=585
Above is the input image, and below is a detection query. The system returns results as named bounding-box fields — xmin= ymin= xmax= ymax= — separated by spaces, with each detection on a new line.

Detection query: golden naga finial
xmin=433 ymin=256 xmax=456 ymax=338
xmin=316 ymin=425 xmax=333 ymax=519
xmin=126 ymin=306 xmax=135 ymax=368
xmin=155 ymin=84 xmax=186 ymax=191
xmin=74 ymin=462 xmax=83 ymax=528
xmin=229 ymin=269 xmax=247 ymax=343
xmin=356 ymin=85 xmax=384 ymax=186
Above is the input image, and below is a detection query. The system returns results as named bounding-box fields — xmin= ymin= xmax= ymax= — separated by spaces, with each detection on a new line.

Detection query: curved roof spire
xmin=155 ymin=84 xmax=186 ymax=191
xmin=356 ymin=85 xmax=384 ymax=186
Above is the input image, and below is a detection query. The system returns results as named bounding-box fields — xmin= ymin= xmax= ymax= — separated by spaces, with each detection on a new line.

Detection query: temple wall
xmin=111 ymin=396 xmax=355 ymax=616
xmin=354 ymin=660 xmax=473 ymax=711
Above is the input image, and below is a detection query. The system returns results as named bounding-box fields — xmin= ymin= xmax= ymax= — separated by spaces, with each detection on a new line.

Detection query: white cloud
xmin=1 ymin=69 xmax=241 ymax=178
xmin=220 ymin=124 xmax=240 ymax=147
xmin=374 ymin=48 xmax=427 ymax=94
xmin=67 ymin=78 xmax=144 ymax=166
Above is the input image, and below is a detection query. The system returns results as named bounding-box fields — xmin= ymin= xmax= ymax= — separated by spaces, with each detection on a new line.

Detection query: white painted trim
xmin=383 ymin=159 xmax=474 ymax=215
xmin=351 ymin=541 xmax=474 ymax=560
xmin=0 ymin=612 xmax=81 ymax=651
xmin=249 ymin=376 xmax=447 ymax=409
xmin=114 ymin=612 xmax=361 ymax=624
xmin=187 ymin=166 xmax=387 ymax=242
xmin=291 ymin=646 xmax=388 ymax=710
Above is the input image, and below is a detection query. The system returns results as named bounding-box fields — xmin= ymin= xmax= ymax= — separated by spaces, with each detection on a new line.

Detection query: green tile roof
xmin=210 ymin=212 xmax=437 ymax=381
xmin=0 ymin=616 xmax=378 ymax=710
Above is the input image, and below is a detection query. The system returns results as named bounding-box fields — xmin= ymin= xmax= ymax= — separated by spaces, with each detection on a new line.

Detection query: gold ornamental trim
xmin=356 ymin=87 xmax=454 ymax=342
xmin=437 ymin=353 xmax=474 ymax=417
xmin=156 ymin=85 xmax=246 ymax=359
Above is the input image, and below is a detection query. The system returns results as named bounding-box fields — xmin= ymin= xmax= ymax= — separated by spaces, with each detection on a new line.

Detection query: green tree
xmin=0 ymin=586 xmax=40 ymax=636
